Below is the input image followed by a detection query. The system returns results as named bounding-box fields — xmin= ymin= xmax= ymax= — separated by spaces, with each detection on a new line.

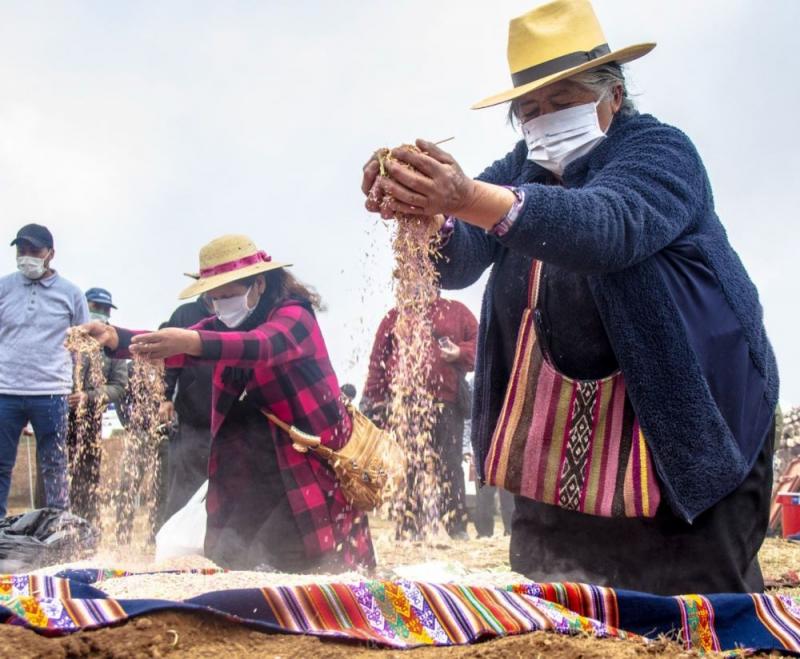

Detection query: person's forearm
xmin=184 ymin=331 xmax=203 ymax=357
xmin=455 ymin=181 xmax=516 ymax=231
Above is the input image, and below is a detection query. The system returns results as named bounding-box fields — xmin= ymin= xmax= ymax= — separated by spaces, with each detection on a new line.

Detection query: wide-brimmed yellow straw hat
xmin=179 ymin=234 xmax=290 ymax=300
xmin=472 ymin=0 xmax=655 ymax=110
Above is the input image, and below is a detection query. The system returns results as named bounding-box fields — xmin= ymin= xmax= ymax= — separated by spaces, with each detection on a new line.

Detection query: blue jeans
xmin=0 ymin=394 xmax=69 ymax=517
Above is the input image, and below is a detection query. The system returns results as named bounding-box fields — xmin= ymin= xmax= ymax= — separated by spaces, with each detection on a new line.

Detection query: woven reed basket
xmin=264 ymin=403 xmax=405 ymax=511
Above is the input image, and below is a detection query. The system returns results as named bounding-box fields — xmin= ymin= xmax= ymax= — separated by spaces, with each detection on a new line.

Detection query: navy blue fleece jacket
xmin=438 ymin=111 xmax=778 ymax=523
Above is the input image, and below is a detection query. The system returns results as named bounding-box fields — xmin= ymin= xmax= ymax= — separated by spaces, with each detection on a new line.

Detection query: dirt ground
xmin=5 ymin=609 xmax=701 ymax=659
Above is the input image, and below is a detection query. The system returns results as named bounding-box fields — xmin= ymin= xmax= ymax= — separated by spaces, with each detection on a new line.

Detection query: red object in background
xmin=776 ymin=492 xmax=800 ymax=538
xmin=363 ymin=298 xmax=479 ymax=405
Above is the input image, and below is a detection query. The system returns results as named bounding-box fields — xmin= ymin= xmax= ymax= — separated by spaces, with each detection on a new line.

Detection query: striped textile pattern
xmin=518 ymin=582 xmax=620 ymax=630
xmin=260 ymin=579 xmax=630 ymax=647
xmin=2 ymin=571 xmax=800 ymax=653
xmin=484 ymin=260 xmax=661 ymax=518
xmin=752 ymin=594 xmax=800 ymax=653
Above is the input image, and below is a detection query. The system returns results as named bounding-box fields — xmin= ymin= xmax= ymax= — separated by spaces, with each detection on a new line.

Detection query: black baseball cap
xmin=10 ymin=224 xmax=54 ymax=250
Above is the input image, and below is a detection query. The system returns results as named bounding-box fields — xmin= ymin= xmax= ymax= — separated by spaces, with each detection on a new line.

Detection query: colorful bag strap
xmin=527 ymin=260 xmax=544 ymax=309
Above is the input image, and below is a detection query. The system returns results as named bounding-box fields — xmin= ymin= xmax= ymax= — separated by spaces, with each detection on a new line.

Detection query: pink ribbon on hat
xmin=199 ymin=250 xmax=272 ymax=278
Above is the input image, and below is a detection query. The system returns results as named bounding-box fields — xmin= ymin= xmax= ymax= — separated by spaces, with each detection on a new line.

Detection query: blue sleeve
xmin=496 ymin=125 xmax=705 ymax=273
xmin=436 ymin=142 xmax=528 ymax=289
xmin=436 ymin=221 xmax=498 ymax=289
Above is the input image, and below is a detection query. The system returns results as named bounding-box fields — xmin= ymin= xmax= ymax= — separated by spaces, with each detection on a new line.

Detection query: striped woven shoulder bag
xmin=484 ymin=260 xmax=661 ymax=517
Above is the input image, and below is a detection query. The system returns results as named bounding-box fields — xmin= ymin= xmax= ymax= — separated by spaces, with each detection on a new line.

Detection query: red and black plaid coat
xmin=115 ymin=300 xmax=375 ymax=570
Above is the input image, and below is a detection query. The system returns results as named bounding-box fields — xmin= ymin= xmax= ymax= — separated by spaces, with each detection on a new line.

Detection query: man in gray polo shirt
xmin=0 ymin=224 xmax=88 ymax=517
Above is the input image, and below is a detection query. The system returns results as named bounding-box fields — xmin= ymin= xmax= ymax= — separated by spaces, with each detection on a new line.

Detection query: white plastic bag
xmin=155 ymin=480 xmax=208 ymax=562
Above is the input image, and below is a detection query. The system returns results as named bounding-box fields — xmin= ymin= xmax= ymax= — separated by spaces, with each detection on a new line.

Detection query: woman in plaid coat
xmin=86 ymin=235 xmax=375 ymax=572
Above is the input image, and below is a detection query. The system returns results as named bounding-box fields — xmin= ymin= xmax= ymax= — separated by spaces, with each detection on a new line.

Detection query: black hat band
xmin=511 ymin=43 xmax=611 ymax=88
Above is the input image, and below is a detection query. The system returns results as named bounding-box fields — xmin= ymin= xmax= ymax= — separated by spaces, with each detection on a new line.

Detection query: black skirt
xmin=204 ymin=402 xmax=310 ymax=572
xmin=509 ymin=425 xmax=774 ymax=595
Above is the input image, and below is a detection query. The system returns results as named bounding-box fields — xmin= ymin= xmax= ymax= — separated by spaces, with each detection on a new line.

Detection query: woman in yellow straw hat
xmin=361 ymin=0 xmax=777 ymax=595
xmin=83 ymin=234 xmax=375 ymax=572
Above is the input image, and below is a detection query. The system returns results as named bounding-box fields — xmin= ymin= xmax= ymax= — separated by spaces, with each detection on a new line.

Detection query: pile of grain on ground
xmin=97 ymin=565 xmax=530 ymax=601
xmin=33 ymin=553 xmax=219 ymax=576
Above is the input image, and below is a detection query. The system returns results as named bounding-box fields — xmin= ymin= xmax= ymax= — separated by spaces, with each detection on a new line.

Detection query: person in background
xmin=35 ymin=287 xmax=128 ymax=523
xmin=340 ymin=384 xmax=357 ymax=403
xmin=159 ymin=294 xmax=215 ymax=518
xmin=86 ymin=234 xmax=375 ymax=571
xmin=474 ymin=482 xmax=515 ymax=538
xmin=0 ymin=224 xmax=88 ymax=517
xmin=362 ymin=291 xmax=478 ymax=539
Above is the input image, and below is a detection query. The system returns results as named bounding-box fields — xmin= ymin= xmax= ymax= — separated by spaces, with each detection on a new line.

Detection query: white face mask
xmin=212 ymin=286 xmax=256 ymax=328
xmin=522 ymin=98 xmax=607 ymax=176
xmin=89 ymin=311 xmax=110 ymax=324
xmin=17 ymin=255 xmax=47 ymax=280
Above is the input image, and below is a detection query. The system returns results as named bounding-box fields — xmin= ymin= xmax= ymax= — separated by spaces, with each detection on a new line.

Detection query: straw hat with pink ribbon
xmin=179 ymin=234 xmax=290 ymax=299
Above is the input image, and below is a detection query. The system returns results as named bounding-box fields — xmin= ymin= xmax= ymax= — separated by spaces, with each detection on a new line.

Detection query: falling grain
xmin=375 ymin=146 xmax=445 ymax=541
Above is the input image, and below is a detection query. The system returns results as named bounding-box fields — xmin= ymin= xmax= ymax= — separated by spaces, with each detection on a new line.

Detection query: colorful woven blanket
xmin=1 ymin=570 xmax=799 ymax=654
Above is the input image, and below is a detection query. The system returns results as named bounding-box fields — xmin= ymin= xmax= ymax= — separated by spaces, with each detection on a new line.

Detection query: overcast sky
xmin=1 ymin=1 xmax=798 ymax=405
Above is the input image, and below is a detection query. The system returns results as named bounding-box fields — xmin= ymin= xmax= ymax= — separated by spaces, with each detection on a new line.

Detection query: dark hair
xmin=238 ymin=268 xmax=324 ymax=312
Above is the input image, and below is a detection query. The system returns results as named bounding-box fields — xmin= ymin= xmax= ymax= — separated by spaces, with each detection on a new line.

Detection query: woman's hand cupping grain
xmin=362 ymin=149 xmax=387 ymax=213
xmin=379 ymin=139 xmax=476 ymax=218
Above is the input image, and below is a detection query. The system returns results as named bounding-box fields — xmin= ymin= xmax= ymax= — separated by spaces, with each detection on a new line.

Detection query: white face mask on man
xmin=522 ymin=98 xmax=608 ymax=176
xmin=212 ymin=286 xmax=256 ymax=328
xmin=16 ymin=255 xmax=48 ymax=280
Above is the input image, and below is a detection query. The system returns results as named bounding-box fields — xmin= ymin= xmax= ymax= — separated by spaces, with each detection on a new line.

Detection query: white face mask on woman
xmin=16 ymin=255 xmax=47 ymax=280
xmin=522 ymin=98 xmax=607 ymax=176
xmin=212 ymin=286 xmax=256 ymax=328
